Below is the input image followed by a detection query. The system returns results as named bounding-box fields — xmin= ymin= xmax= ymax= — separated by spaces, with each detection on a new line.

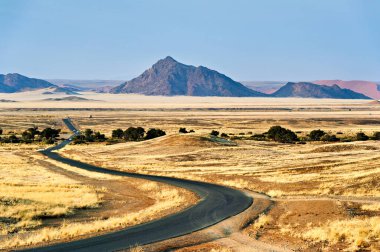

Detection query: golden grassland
xmin=61 ymin=136 xmax=380 ymax=251
xmin=0 ymin=96 xmax=380 ymax=251
xmin=4 ymin=179 xmax=193 ymax=249
xmin=0 ymin=144 xmax=196 ymax=250
xmin=62 ymin=136 xmax=380 ymax=198
xmin=49 ymin=106 xmax=379 ymax=251
xmin=0 ymin=146 xmax=102 ymax=236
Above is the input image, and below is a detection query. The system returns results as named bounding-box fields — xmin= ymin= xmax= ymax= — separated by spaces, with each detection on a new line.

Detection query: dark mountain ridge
xmin=0 ymin=73 xmax=55 ymax=92
xmin=110 ymin=56 xmax=268 ymax=97
xmin=0 ymin=73 xmax=76 ymax=94
xmin=272 ymin=82 xmax=371 ymax=99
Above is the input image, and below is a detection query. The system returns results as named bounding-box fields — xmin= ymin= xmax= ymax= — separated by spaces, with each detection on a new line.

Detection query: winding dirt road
xmin=20 ymin=118 xmax=253 ymax=252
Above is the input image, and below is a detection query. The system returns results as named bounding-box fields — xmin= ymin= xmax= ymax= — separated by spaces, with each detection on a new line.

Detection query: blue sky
xmin=0 ymin=0 xmax=379 ymax=81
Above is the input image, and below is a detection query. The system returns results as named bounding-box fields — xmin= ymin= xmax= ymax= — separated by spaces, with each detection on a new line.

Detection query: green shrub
xmin=210 ymin=130 xmax=219 ymax=136
xmin=112 ymin=128 xmax=124 ymax=139
xmin=267 ymin=126 xmax=298 ymax=143
xmin=124 ymin=127 xmax=145 ymax=141
xmin=356 ymin=132 xmax=369 ymax=141
xmin=309 ymin=129 xmax=326 ymax=141
xmin=145 ymin=128 xmax=166 ymax=140
xmin=179 ymin=128 xmax=188 ymax=133
xmin=220 ymin=133 xmax=228 ymax=138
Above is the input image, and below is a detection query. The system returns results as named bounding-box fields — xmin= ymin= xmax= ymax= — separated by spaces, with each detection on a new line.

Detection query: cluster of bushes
xmin=112 ymin=127 xmax=145 ymax=141
xmin=208 ymin=126 xmax=380 ymax=144
xmin=179 ymin=128 xmax=195 ymax=134
xmin=0 ymin=127 xmax=61 ymax=144
xmin=73 ymin=129 xmax=106 ymax=144
xmin=112 ymin=127 xmax=166 ymax=141
xmin=307 ymin=129 xmax=380 ymax=142
xmin=267 ymin=126 xmax=298 ymax=143
xmin=208 ymin=130 xmax=227 ymax=138
xmin=72 ymin=127 xmax=166 ymax=144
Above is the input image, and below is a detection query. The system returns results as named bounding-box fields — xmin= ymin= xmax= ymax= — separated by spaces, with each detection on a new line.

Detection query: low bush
xmin=145 ymin=128 xmax=166 ymax=140
xmin=111 ymin=128 xmax=124 ymax=139
xmin=124 ymin=127 xmax=145 ymax=141
xmin=220 ymin=133 xmax=228 ymax=138
xmin=179 ymin=128 xmax=188 ymax=134
xmin=210 ymin=130 xmax=219 ymax=136
xmin=356 ymin=132 xmax=369 ymax=141
xmin=309 ymin=129 xmax=326 ymax=141
xmin=267 ymin=126 xmax=298 ymax=143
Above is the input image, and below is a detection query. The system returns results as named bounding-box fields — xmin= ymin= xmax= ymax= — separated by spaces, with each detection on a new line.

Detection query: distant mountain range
xmin=272 ymin=82 xmax=370 ymax=99
xmin=0 ymin=73 xmax=54 ymax=93
xmin=110 ymin=56 xmax=267 ymax=97
xmin=1 ymin=58 xmax=377 ymax=100
xmin=312 ymin=80 xmax=380 ymax=99
xmin=0 ymin=73 xmax=76 ymax=94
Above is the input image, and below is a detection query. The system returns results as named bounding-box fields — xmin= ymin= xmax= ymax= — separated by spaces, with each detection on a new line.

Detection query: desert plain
xmin=0 ymin=92 xmax=379 ymax=251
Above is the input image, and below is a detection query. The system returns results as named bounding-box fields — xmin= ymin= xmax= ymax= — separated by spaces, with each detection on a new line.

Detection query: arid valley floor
xmin=0 ymin=94 xmax=379 ymax=251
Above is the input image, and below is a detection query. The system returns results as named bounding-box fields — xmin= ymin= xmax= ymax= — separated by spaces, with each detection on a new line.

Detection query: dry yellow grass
xmin=1 ymin=97 xmax=379 ymax=251
xmin=361 ymin=203 xmax=380 ymax=211
xmin=128 ymin=246 xmax=144 ymax=252
xmin=281 ymin=217 xmax=380 ymax=250
xmin=251 ymin=214 xmax=273 ymax=230
xmin=56 ymin=114 xmax=380 ymax=251
xmin=0 ymin=148 xmax=102 ymax=236
xmin=60 ymin=136 xmax=380 ymax=198
xmin=2 ymin=175 xmax=191 ymax=249
xmin=0 ymin=142 xmax=196 ymax=250
xmin=210 ymin=247 xmax=233 ymax=252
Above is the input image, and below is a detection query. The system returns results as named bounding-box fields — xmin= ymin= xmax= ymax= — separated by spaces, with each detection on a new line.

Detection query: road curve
xmin=20 ymin=118 xmax=253 ymax=252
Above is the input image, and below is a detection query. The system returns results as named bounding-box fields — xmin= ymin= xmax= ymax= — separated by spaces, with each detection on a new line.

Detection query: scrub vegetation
xmin=0 ymin=97 xmax=379 ymax=250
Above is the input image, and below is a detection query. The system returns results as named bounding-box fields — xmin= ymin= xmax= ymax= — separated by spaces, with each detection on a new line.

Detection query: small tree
xmin=210 ymin=130 xmax=219 ymax=137
xmin=309 ymin=129 xmax=326 ymax=141
xmin=40 ymin=128 xmax=60 ymax=143
xmin=73 ymin=134 xmax=86 ymax=144
xmin=356 ymin=132 xmax=369 ymax=141
xmin=124 ymin=127 xmax=145 ymax=141
xmin=27 ymin=126 xmax=39 ymax=138
xmin=94 ymin=131 xmax=106 ymax=141
xmin=21 ymin=131 xmax=34 ymax=143
xmin=84 ymin=129 xmax=94 ymax=141
xmin=0 ymin=128 xmax=3 ymax=135
xmin=267 ymin=126 xmax=298 ymax=143
xmin=112 ymin=128 xmax=124 ymax=139
xmin=8 ymin=134 xmax=20 ymax=143
xmin=220 ymin=133 xmax=228 ymax=138
xmin=145 ymin=128 xmax=166 ymax=140
xmin=179 ymin=128 xmax=188 ymax=134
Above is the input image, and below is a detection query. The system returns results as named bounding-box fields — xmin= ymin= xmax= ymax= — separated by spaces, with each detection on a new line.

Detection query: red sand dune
xmin=313 ymin=80 xmax=380 ymax=99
